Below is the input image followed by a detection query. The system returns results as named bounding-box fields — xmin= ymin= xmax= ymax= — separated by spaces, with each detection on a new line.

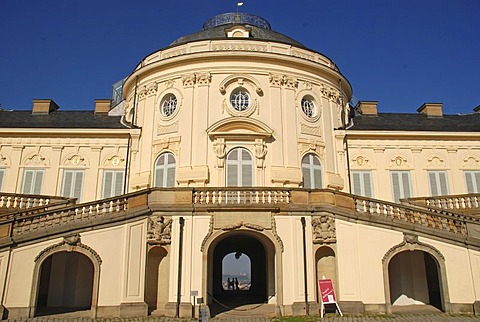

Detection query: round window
xmin=301 ymin=97 xmax=316 ymax=118
xmin=161 ymin=94 xmax=177 ymax=117
xmin=230 ymin=89 xmax=250 ymax=111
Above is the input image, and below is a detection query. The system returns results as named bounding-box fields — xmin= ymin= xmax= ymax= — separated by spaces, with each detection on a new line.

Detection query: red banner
xmin=318 ymin=279 xmax=337 ymax=304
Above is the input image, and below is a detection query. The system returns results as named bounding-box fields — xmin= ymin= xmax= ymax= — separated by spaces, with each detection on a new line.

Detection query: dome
xmin=169 ymin=13 xmax=306 ymax=48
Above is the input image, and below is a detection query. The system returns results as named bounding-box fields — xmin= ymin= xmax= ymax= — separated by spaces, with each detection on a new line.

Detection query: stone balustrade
xmin=354 ymin=195 xmax=469 ymax=236
xmin=193 ymin=188 xmax=291 ymax=205
xmin=0 ymin=194 xmax=51 ymax=211
xmin=406 ymin=194 xmax=480 ymax=216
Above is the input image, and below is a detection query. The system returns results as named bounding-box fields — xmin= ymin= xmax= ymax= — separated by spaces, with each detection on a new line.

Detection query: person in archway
xmin=235 ymin=278 xmax=239 ymax=291
xmin=227 ymin=278 xmax=231 ymax=290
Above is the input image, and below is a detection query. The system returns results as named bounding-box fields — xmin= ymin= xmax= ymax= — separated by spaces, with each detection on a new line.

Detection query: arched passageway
xmin=35 ymin=251 xmax=94 ymax=316
xmin=388 ymin=250 xmax=443 ymax=311
xmin=145 ymin=246 xmax=170 ymax=315
xmin=315 ymin=246 xmax=337 ymax=303
xmin=207 ymin=231 xmax=276 ymax=317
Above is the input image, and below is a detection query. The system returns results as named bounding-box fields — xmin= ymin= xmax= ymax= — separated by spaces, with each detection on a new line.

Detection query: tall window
xmin=226 ymin=148 xmax=253 ymax=187
xmin=61 ymin=170 xmax=84 ymax=201
xmin=0 ymin=169 xmax=4 ymax=191
xmin=154 ymin=153 xmax=176 ymax=187
xmin=465 ymin=171 xmax=480 ymax=193
xmin=102 ymin=170 xmax=125 ymax=198
xmin=352 ymin=171 xmax=373 ymax=197
xmin=391 ymin=171 xmax=412 ymax=202
xmin=428 ymin=171 xmax=449 ymax=196
xmin=302 ymin=154 xmax=322 ymax=189
xmin=21 ymin=169 xmax=45 ymax=194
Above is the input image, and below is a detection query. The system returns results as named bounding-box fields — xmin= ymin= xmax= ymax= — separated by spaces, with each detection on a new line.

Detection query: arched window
xmin=302 ymin=153 xmax=322 ymax=189
xmin=226 ymin=148 xmax=253 ymax=187
xmin=154 ymin=153 xmax=176 ymax=187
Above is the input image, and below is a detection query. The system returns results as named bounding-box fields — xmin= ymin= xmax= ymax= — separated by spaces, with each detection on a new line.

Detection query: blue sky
xmin=1 ymin=0 xmax=478 ymax=114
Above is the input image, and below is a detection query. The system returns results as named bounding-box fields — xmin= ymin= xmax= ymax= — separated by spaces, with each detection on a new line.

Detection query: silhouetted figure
xmin=227 ymin=278 xmax=231 ymax=290
xmin=235 ymin=278 xmax=239 ymax=290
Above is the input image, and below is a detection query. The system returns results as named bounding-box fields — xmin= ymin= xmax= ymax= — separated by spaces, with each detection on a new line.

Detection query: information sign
xmin=318 ymin=278 xmax=342 ymax=318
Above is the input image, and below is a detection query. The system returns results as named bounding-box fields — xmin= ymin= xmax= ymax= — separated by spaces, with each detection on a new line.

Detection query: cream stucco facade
xmin=0 ymin=12 xmax=479 ymax=319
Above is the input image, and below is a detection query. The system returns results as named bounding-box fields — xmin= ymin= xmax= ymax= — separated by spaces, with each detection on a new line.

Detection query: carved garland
xmin=34 ymin=234 xmax=102 ymax=264
xmin=200 ymin=216 xmax=214 ymax=252
xmin=271 ymin=216 xmax=284 ymax=252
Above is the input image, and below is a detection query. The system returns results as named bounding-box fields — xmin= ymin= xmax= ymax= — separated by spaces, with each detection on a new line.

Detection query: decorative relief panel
xmin=146 ymin=82 xmax=158 ymax=96
xmin=182 ymin=74 xmax=196 ymax=87
xmin=268 ymin=73 xmax=298 ymax=89
xmin=25 ymin=153 xmax=49 ymax=166
xmin=0 ymin=153 xmax=9 ymax=166
xmin=254 ymin=139 xmax=267 ymax=168
xmin=320 ymin=84 xmax=341 ymax=103
xmin=181 ymin=73 xmax=212 ymax=87
xmin=147 ymin=215 xmax=173 ymax=245
xmin=103 ymin=155 xmax=125 ymax=167
xmin=388 ymin=155 xmax=410 ymax=169
xmin=351 ymin=155 xmax=370 ymax=168
xmin=298 ymin=139 xmax=325 ymax=159
xmin=196 ymin=72 xmax=212 ymax=85
xmin=211 ymin=43 xmax=267 ymax=52
xmin=300 ymin=123 xmax=321 ymax=136
xmin=157 ymin=122 xmax=179 ymax=135
xmin=462 ymin=156 xmax=480 ymax=169
xmin=213 ymin=138 xmax=227 ymax=167
xmin=63 ymin=154 xmax=88 ymax=167
xmin=161 ymin=48 xmax=187 ymax=60
xmin=425 ymin=155 xmax=447 ymax=169
xmin=153 ymin=136 xmax=181 ymax=157
xmin=312 ymin=214 xmax=336 ymax=244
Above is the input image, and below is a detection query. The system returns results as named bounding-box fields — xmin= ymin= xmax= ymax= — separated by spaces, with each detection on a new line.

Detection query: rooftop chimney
xmin=417 ymin=103 xmax=443 ymax=117
xmin=94 ymin=99 xmax=111 ymax=114
xmin=32 ymin=99 xmax=59 ymax=114
xmin=357 ymin=101 xmax=378 ymax=116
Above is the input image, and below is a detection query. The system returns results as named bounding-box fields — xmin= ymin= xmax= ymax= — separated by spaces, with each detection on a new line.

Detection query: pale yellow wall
xmin=418 ymin=236 xmax=476 ymax=304
xmin=0 ymin=133 xmax=129 ymax=202
xmin=467 ymin=249 xmax=480 ymax=301
xmin=346 ymin=135 xmax=480 ymax=201
xmin=336 ymin=220 xmax=404 ymax=304
xmin=276 ymin=216 xmax=316 ymax=305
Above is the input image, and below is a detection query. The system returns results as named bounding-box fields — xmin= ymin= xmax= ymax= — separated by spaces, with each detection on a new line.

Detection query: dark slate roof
xmin=0 ymin=111 xmax=127 ymax=129
xmin=349 ymin=112 xmax=480 ymax=132
xmin=169 ymin=23 xmax=306 ymax=48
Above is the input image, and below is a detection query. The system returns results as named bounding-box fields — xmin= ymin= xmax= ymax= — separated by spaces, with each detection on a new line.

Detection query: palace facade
xmin=0 ymin=12 xmax=479 ymax=319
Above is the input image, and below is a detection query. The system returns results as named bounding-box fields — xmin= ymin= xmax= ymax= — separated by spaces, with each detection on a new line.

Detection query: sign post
xmin=318 ymin=279 xmax=342 ymax=318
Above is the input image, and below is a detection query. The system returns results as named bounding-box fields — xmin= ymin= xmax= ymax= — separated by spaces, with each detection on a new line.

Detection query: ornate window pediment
xmin=207 ymin=117 xmax=273 ymax=140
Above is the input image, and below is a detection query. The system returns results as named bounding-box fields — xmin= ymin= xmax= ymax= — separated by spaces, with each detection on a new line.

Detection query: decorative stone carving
xmin=165 ymin=79 xmax=175 ymax=88
xmin=269 ymin=74 xmax=284 ymax=87
xmin=182 ymin=74 xmax=196 ymax=87
xmin=213 ymin=139 xmax=227 ymax=167
xmin=200 ymin=216 xmax=214 ymax=252
xmin=157 ymin=122 xmax=179 ymax=135
xmin=146 ymin=82 xmax=158 ymax=96
xmin=147 ymin=216 xmax=173 ymax=244
xmin=390 ymin=155 xmax=408 ymax=168
xmin=300 ymin=123 xmax=321 ymax=136
xmin=64 ymin=154 xmax=86 ymax=166
xmin=196 ymin=72 xmax=211 ymax=85
xmin=161 ymin=48 xmax=187 ymax=60
xmin=320 ymin=84 xmax=340 ymax=103
xmin=284 ymin=76 xmax=298 ymax=89
xmin=211 ymin=43 xmax=267 ymax=52
xmin=25 ymin=153 xmax=48 ymax=166
xmin=352 ymin=155 xmax=369 ymax=167
xmin=304 ymin=81 xmax=313 ymax=90
xmin=104 ymin=155 xmax=125 ymax=167
xmin=382 ymin=233 xmax=445 ymax=263
xmin=462 ymin=156 xmax=480 ymax=169
xmin=0 ymin=153 xmax=8 ymax=166
xmin=35 ymin=234 xmax=102 ymax=264
xmin=426 ymin=156 xmax=446 ymax=169
xmin=138 ymin=86 xmax=147 ymax=100
xmin=271 ymin=216 xmax=284 ymax=252
xmin=298 ymin=139 xmax=325 ymax=159
xmin=221 ymin=221 xmax=265 ymax=231
xmin=312 ymin=215 xmax=336 ymax=244
xmin=254 ymin=139 xmax=267 ymax=168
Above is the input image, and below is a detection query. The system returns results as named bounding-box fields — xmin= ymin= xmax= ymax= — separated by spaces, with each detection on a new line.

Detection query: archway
xmin=388 ymin=250 xmax=443 ymax=310
xmin=207 ymin=231 xmax=277 ymax=317
xmin=222 ymin=252 xmax=251 ymax=291
xmin=145 ymin=246 xmax=170 ymax=315
xmin=35 ymin=251 xmax=94 ymax=316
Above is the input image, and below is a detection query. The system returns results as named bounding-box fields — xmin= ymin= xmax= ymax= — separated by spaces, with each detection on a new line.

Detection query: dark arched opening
xmin=222 ymin=252 xmax=251 ymax=291
xmin=388 ymin=250 xmax=443 ymax=311
xmin=35 ymin=251 xmax=94 ymax=316
xmin=210 ymin=233 xmax=269 ymax=316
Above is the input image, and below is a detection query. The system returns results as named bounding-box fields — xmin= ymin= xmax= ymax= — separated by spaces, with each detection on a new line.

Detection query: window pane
xmin=22 ymin=170 xmax=34 ymax=194
xmin=33 ymin=170 xmax=44 ymax=195
xmin=0 ymin=169 xmax=4 ymax=191
xmin=429 ymin=172 xmax=438 ymax=196
xmin=103 ymin=171 xmax=113 ymax=198
xmin=227 ymin=164 xmax=238 ymax=187
xmin=155 ymin=153 xmax=175 ymax=188
xmin=391 ymin=172 xmax=401 ymax=202
xmin=363 ymin=172 xmax=373 ymax=197
xmin=302 ymin=154 xmax=321 ymax=189
xmin=62 ymin=171 xmax=73 ymax=197
xmin=73 ymin=171 xmax=83 ymax=200
xmin=114 ymin=171 xmax=125 ymax=196
xmin=166 ymin=167 xmax=175 ymax=187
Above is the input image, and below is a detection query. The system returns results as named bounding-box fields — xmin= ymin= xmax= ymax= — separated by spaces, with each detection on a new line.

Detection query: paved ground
xmin=5 ymin=314 xmax=480 ymax=322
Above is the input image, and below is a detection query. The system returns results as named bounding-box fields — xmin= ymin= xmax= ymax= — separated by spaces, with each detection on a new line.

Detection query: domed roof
xmin=169 ymin=13 xmax=306 ymax=48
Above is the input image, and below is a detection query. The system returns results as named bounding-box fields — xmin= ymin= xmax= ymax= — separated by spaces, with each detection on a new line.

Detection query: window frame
xmin=21 ymin=169 xmax=45 ymax=195
xmin=428 ymin=171 xmax=449 ymax=196
xmin=0 ymin=169 xmax=5 ymax=191
xmin=390 ymin=170 xmax=412 ymax=202
xmin=464 ymin=171 xmax=480 ymax=193
xmin=154 ymin=152 xmax=176 ymax=188
xmin=102 ymin=170 xmax=125 ymax=199
xmin=225 ymin=147 xmax=254 ymax=187
xmin=61 ymin=169 xmax=85 ymax=202
xmin=302 ymin=153 xmax=323 ymax=189
xmin=351 ymin=170 xmax=374 ymax=198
